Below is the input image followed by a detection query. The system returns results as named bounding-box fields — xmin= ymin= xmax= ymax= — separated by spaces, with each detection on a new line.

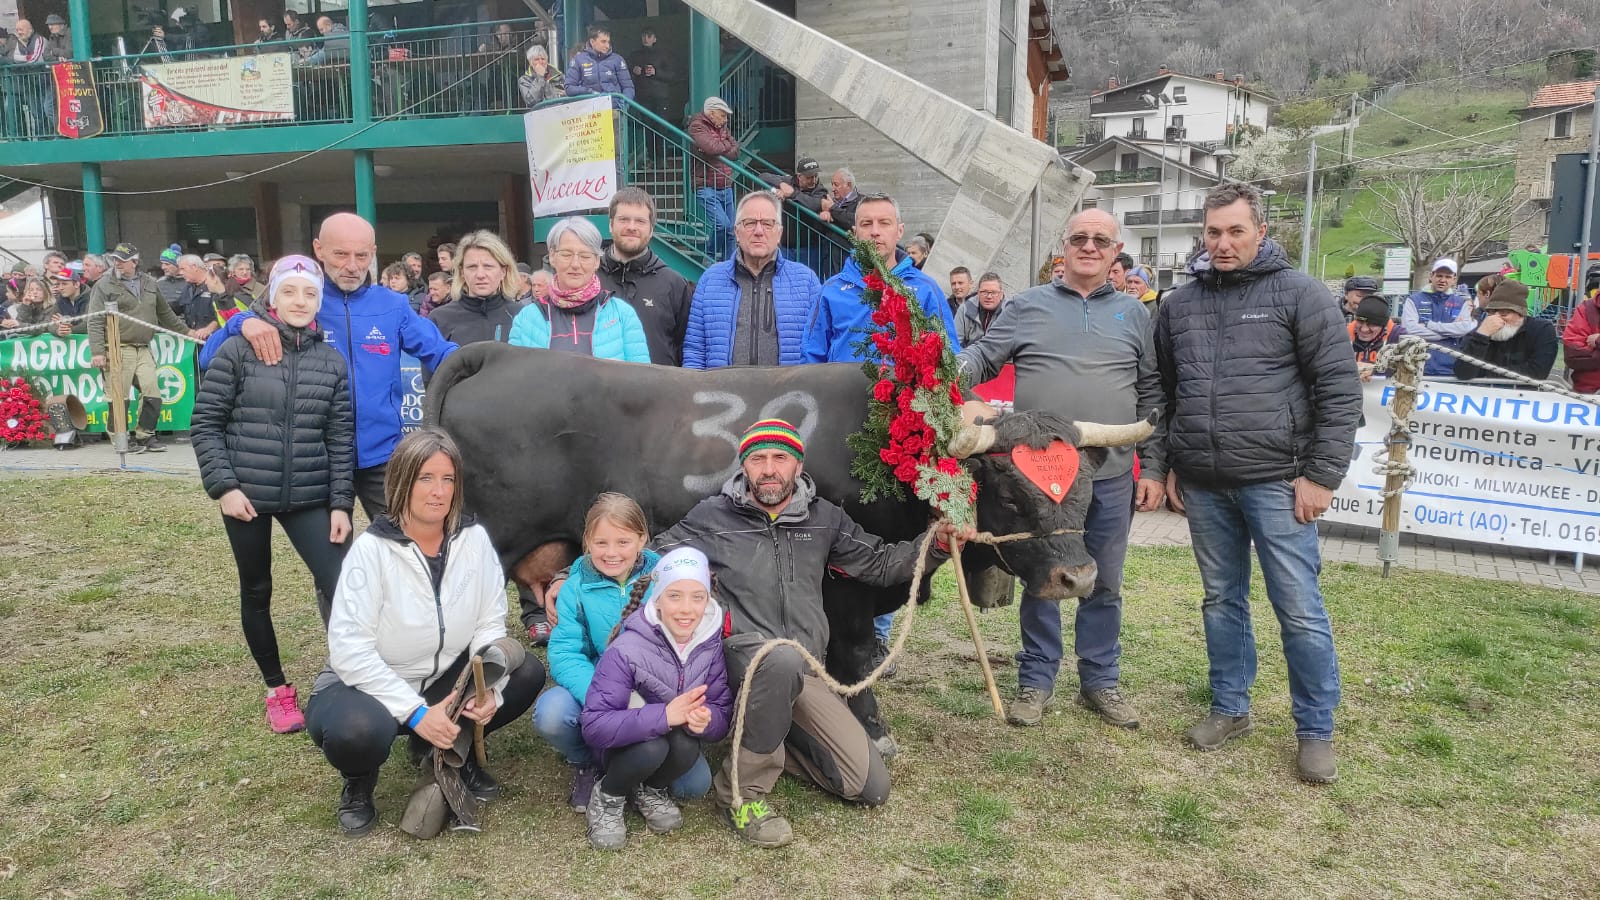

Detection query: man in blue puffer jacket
xmin=205 ymin=213 xmax=457 ymax=518
xmin=564 ymin=25 xmax=635 ymax=100
xmin=802 ymin=193 xmax=961 ymax=365
xmin=683 ymin=191 xmax=821 ymax=368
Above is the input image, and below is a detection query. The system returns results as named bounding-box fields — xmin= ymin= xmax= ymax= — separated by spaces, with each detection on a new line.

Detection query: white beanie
xmin=645 ymin=547 xmax=712 ymax=605
xmin=266 ymin=254 xmax=324 ymax=309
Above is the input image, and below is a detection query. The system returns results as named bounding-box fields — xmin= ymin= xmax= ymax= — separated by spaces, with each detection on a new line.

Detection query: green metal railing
xmin=603 ymin=93 xmax=851 ymax=276
xmin=1093 ymin=167 xmax=1162 ymax=185
xmin=718 ymin=46 xmax=794 ymax=145
xmin=0 ymin=17 xmax=547 ymax=140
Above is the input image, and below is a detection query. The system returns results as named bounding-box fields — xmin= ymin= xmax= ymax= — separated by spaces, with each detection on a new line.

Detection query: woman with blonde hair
xmin=428 ymin=230 xmax=527 ymax=347
xmin=304 ymin=426 xmax=547 ymax=836
xmin=509 ymin=216 xmax=650 ymax=362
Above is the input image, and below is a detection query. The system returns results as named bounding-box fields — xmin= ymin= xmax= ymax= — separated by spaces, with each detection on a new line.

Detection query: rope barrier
xmin=0 ymin=309 xmax=204 ymax=344
xmin=725 ymin=524 xmax=1079 ymax=810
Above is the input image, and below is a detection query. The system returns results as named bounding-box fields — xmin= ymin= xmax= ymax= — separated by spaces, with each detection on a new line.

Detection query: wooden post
xmin=471 ymin=655 xmax=488 ymax=766
xmin=949 ymin=544 xmax=1006 ymax=721
xmin=1379 ymin=354 xmax=1421 ymax=578
xmin=103 ymin=304 xmax=128 ymax=465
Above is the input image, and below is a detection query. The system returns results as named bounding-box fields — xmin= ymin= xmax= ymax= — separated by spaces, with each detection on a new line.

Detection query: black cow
xmin=424 ymin=343 xmax=1152 ymax=750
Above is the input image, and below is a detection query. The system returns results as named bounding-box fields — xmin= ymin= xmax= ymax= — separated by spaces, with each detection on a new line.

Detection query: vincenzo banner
xmin=1328 ymin=379 xmax=1600 ymax=555
xmin=140 ymin=52 xmax=294 ymax=128
xmin=524 ymin=96 xmax=618 ymax=217
xmin=0 ymin=333 xmax=196 ymax=432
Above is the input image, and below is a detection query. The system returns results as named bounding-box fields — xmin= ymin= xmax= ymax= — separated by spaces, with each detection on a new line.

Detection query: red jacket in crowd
xmin=1561 ymin=296 xmax=1600 ymax=394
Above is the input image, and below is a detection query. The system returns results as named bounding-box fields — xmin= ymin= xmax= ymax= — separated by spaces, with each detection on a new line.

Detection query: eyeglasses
xmin=550 ymin=250 xmax=598 ymax=263
xmin=736 ymin=218 xmax=779 ymax=231
xmin=1066 ymin=233 xmax=1116 ymax=249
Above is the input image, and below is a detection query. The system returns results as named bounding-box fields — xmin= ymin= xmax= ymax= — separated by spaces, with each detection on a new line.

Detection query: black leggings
xmin=305 ymin=650 xmax=545 ymax=777
xmin=222 ymin=506 xmax=346 ymax=688
xmin=601 ymin=729 xmax=704 ymax=796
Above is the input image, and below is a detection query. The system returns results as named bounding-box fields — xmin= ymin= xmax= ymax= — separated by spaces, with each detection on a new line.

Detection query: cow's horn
xmin=1073 ymin=418 xmax=1154 ymax=448
xmin=948 ymin=422 xmax=997 ymax=459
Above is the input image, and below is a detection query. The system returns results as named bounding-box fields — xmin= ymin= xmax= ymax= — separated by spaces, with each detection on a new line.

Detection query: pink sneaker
xmin=266 ymin=684 xmax=306 ymax=734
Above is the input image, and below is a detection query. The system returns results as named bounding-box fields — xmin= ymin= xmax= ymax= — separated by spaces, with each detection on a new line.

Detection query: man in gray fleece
xmin=955 ymin=209 xmax=1165 ymax=731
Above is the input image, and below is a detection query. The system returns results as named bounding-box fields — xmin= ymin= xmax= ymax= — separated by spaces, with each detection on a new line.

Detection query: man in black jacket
xmin=1154 ymin=182 xmax=1360 ymax=785
xmin=654 ymin=420 xmax=952 ymax=848
xmin=598 ymin=187 xmax=693 ymax=365
xmin=1453 ymin=280 xmax=1557 ymax=382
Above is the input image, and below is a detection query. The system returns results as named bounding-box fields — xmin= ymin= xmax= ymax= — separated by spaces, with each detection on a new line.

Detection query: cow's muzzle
xmin=1040 ymin=562 xmax=1097 ymax=601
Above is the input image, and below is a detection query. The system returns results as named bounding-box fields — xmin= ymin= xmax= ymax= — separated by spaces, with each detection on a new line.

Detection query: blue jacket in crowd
xmin=207 ymin=277 xmax=457 ymax=470
xmin=803 ymin=250 xmax=961 ymax=363
xmin=564 ymin=47 xmax=635 ymax=99
xmin=682 ymin=252 xmax=819 ymax=368
xmin=506 ymin=294 xmax=652 ymax=362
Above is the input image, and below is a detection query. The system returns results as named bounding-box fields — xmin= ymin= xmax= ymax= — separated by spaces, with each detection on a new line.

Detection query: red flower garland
xmin=0 ymin=377 xmax=50 ymax=444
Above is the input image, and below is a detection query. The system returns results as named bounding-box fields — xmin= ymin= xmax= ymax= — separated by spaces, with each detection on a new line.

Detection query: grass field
xmin=3 ymin=476 xmax=1600 ymax=898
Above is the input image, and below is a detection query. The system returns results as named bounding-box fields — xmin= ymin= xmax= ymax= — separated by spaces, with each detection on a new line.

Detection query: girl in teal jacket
xmin=531 ymin=493 xmax=711 ymax=809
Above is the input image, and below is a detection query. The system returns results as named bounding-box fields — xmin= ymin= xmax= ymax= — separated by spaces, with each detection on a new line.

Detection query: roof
xmin=1067 ymin=136 xmax=1224 ymax=185
xmin=1526 ymin=81 xmax=1599 ymax=110
xmin=1094 ymin=70 xmax=1278 ymax=107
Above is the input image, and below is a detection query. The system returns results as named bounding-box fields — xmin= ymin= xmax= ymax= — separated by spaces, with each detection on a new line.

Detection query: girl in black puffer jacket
xmin=192 ymin=255 xmax=354 ymax=736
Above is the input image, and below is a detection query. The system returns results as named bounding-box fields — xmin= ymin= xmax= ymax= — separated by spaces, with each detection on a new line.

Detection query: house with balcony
xmin=1510 ymin=80 xmax=1596 ymax=252
xmin=0 ymin=0 xmax=1069 ymax=286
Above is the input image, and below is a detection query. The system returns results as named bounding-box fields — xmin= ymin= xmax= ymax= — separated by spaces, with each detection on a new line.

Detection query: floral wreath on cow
xmin=844 ymin=239 xmax=977 ymax=530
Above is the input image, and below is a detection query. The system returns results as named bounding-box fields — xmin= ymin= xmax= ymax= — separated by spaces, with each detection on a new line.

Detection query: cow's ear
xmin=1079 ymin=446 xmax=1110 ymax=476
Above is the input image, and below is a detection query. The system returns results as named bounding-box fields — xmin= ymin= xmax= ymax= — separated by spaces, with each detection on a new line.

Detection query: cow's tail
xmin=424 ymin=341 xmax=510 ymax=428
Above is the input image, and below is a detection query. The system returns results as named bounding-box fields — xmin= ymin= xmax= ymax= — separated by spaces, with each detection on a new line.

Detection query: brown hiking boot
xmin=722 ymin=798 xmax=793 ymax=848
xmin=1296 ymin=739 xmax=1338 ymax=784
xmin=1079 ymin=687 xmax=1140 ymax=729
xmin=1006 ymin=686 xmax=1054 ymax=727
xmin=1185 ymin=712 xmax=1252 ymax=751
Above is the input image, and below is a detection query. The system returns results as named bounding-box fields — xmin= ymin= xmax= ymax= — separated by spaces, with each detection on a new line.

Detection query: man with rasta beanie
xmin=650 ymin=418 xmax=957 ymax=848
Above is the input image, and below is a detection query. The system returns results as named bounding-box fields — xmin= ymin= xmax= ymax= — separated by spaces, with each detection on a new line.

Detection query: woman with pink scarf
xmin=508 ymin=217 xmax=650 ymax=362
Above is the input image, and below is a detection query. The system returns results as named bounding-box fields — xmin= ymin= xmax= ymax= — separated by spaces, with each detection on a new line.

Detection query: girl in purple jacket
xmin=580 ymin=548 xmax=732 ymax=850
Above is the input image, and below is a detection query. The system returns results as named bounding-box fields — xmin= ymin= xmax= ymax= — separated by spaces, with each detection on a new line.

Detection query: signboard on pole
xmin=139 ymin=53 xmax=295 ymax=128
xmin=1327 ymin=379 xmax=1600 ymax=555
xmin=51 ymin=61 xmax=104 ymax=139
xmin=525 ymin=96 xmax=618 ymax=217
xmin=1382 ymin=247 xmax=1411 ymax=295
xmin=0 ymin=332 xmax=195 ymax=432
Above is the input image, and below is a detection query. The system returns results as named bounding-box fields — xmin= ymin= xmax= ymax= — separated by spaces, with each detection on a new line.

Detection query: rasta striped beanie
xmin=739 ymin=418 xmax=804 ymax=463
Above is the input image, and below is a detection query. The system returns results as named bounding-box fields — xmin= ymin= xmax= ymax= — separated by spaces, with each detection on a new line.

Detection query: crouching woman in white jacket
xmin=304 ymin=427 xmax=547 ymax=836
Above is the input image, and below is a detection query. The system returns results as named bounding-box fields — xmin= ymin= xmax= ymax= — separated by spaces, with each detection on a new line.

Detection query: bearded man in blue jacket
xmin=207 ymin=212 xmax=458 ymax=518
xmin=801 ymin=192 xmax=960 ymax=659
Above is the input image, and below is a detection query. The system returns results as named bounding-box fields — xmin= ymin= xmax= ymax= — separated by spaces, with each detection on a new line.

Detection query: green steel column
xmin=689 ymin=13 xmax=720 ymax=109
xmin=68 ymin=0 xmax=91 ymax=58
xmin=562 ymin=0 xmax=584 ymax=64
xmin=350 ymin=0 xmax=371 ymax=124
xmin=354 ymin=150 xmax=376 ymax=224
xmin=81 ymin=164 xmax=104 ymax=254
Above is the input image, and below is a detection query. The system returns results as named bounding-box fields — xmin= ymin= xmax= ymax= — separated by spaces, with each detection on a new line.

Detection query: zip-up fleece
xmin=653 ymin=472 xmax=945 ymax=660
xmin=548 ymin=550 xmax=660 ymax=702
xmin=580 ymin=596 xmax=732 ymax=754
xmin=322 ymin=515 xmax=510 ymax=722
xmin=957 ymin=280 xmax=1165 ymax=481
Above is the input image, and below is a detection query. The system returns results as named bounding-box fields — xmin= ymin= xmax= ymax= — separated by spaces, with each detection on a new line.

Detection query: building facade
xmin=1511 ymin=80 xmax=1596 ymax=252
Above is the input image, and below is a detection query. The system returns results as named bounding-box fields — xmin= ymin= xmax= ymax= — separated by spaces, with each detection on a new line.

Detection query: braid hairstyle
xmin=607 ymin=573 xmax=652 ymax=646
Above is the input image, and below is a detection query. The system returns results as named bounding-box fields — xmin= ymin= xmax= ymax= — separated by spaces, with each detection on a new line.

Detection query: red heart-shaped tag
xmin=1011 ymin=441 xmax=1080 ymax=504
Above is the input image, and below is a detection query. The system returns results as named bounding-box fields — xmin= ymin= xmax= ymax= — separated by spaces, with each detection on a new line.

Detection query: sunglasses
xmin=1066 ymin=233 xmax=1116 ymax=249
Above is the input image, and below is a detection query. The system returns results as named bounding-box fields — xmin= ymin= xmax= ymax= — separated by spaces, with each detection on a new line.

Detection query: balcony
xmin=1093 ymin=167 xmax=1161 ymax=185
xmin=1124 ymin=208 xmax=1204 ymax=226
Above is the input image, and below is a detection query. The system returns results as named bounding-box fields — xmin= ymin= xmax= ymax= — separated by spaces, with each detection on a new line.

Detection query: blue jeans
xmin=696 ymin=186 xmax=735 ymax=261
xmin=1017 ymin=474 xmax=1134 ymax=693
xmin=532 ymin=685 xmax=712 ymax=799
xmin=1181 ymin=479 xmax=1340 ymax=740
xmin=873 ymin=612 xmax=893 ymax=642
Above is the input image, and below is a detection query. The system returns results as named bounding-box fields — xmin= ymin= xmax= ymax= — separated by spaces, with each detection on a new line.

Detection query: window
xmin=1120 ymin=153 xmax=1139 ymax=171
xmin=1131 ymin=117 xmax=1147 ymax=138
xmin=996 ymin=0 xmax=1018 ymax=124
xmin=1171 ymin=114 xmax=1185 ymax=129
xmin=1172 ymin=85 xmax=1186 ymax=103
xmin=1555 ymin=111 xmax=1574 ymax=139
xmin=1081 ymin=198 xmax=1099 ymax=209
xmin=1143 ymin=194 xmax=1161 ymax=212
xmin=1141 ymin=237 xmax=1158 ymax=261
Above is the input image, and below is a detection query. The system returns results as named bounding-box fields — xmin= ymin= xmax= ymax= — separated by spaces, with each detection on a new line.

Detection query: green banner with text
xmin=0 ymin=332 xmax=196 ymax=432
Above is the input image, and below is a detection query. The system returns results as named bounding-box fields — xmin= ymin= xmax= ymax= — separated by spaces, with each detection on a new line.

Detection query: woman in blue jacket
xmin=508 ymin=217 xmax=651 ymax=363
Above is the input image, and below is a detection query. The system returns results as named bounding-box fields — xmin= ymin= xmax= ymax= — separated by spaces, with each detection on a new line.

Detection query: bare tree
xmin=1363 ymin=171 xmax=1538 ymax=283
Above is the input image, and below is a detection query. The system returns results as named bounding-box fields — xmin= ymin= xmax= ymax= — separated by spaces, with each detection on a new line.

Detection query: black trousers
xmin=221 ymin=506 xmax=345 ymax=688
xmin=305 ymin=649 xmax=545 ymax=778
xmin=353 ymin=464 xmax=388 ymax=522
xmin=600 ymin=728 xmax=703 ymax=796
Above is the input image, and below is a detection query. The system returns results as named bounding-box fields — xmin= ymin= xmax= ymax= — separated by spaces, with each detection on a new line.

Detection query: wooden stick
xmin=103 ymin=308 xmax=128 ymax=464
xmin=471 ymin=655 xmax=488 ymax=766
xmin=949 ymin=543 xmax=1006 ymax=721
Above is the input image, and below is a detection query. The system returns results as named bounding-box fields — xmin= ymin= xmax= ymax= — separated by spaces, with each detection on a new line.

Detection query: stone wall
xmin=1511 ymin=107 xmax=1590 ymax=251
